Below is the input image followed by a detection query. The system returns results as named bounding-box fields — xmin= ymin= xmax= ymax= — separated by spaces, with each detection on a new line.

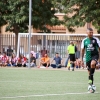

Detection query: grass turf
xmin=0 ymin=67 xmax=100 ymax=100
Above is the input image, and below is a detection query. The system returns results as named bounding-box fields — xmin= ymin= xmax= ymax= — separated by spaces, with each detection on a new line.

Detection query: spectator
xmin=51 ymin=53 xmax=63 ymax=68
xmin=0 ymin=52 xmax=3 ymax=66
xmin=26 ymin=53 xmax=36 ymax=67
xmin=9 ymin=53 xmax=17 ymax=67
xmin=31 ymin=51 xmax=36 ymax=58
xmin=2 ymin=48 xmax=5 ymax=53
xmin=16 ymin=54 xmax=22 ymax=67
xmin=74 ymin=41 xmax=80 ymax=59
xmin=21 ymin=54 xmax=27 ymax=67
xmin=38 ymin=53 xmax=50 ymax=68
xmin=7 ymin=45 xmax=13 ymax=56
xmin=75 ymin=58 xmax=82 ymax=69
xmin=1 ymin=52 xmax=8 ymax=67
xmin=7 ymin=56 xmax=12 ymax=67
xmin=40 ymin=47 xmax=48 ymax=57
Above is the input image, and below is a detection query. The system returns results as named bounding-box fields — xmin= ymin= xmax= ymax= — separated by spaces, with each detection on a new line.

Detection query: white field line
xmin=0 ymin=92 xmax=99 ymax=99
xmin=0 ymin=81 xmax=100 ymax=85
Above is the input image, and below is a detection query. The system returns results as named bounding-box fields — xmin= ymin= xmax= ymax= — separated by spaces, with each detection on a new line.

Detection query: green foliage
xmin=55 ymin=0 xmax=100 ymax=33
xmin=0 ymin=0 xmax=61 ymax=34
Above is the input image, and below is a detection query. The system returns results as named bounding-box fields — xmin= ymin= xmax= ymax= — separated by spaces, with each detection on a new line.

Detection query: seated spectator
xmin=26 ymin=53 xmax=36 ymax=67
xmin=75 ymin=58 xmax=82 ymax=69
xmin=16 ymin=54 xmax=22 ymax=67
xmin=1 ymin=52 xmax=8 ymax=67
xmin=0 ymin=52 xmax=3 ymax=66
xmin=21 ymin=54 xmax=27 ymax=67
xmin=9 ymin=53 xmax=17 ymax=67
xmin=38 ymin=53 xmax=50 ymax=68
xmin=7 ymin=56 xmax=12 ymax=66
xmin=51 ymin=53 xmax=63 ymax=68
xmin=31 ymin=51 xmax=36 ymax=58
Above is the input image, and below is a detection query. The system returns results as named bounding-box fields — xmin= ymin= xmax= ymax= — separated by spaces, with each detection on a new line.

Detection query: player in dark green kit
xmin=81 ymin=28 xmax=100 ymax=86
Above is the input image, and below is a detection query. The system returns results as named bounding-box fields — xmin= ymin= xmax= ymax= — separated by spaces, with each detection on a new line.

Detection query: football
xmin=88 ymin=85 xmax=96 ymax=93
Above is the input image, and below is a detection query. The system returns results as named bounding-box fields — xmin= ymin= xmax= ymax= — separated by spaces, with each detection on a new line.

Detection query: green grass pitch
xmin=0 ymin=67 xmax=100 ymax=100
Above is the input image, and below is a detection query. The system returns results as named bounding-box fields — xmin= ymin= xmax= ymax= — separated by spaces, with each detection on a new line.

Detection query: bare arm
xmin=50 ymin=59 xmax=54 ymax=64
xmin=61 ymin=59 xmax=63 ymax=65
xmin=81 ymin=48 xmax=85 ymax=61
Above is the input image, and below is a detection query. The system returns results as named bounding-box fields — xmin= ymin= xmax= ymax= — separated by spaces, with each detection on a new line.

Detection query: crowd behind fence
xmin=0 ymin=33 xmax=100 ymax=58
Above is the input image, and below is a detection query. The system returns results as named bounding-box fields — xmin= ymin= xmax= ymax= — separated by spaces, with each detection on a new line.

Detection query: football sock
xmin=88 ymin=76 xmax=91 ymax=80
xmin=72 ymin=63 xmax=74 ymax=68
xmin=90 ymin=68 xmax=95 ymax=84
xmin=70 ymin=63 xmax=72 ymax=68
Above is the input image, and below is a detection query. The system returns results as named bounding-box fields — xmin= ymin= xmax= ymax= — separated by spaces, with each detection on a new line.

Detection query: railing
xmin=0 ymin=34 xmax=15 ymax=53
xmin=0 ymin=33 xmax=100 ymax=58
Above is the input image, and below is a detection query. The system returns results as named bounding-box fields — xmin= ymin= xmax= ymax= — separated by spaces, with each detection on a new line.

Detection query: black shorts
xmin=42 ymin=63 xmax=50 ymax=67
xmin=86 ymin=55 xmax=99 ymax=70
xmin=69 ymin=54 xmax=75 ymax=62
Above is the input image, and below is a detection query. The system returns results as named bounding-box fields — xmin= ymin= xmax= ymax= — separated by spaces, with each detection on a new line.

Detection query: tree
xmin=0 ymin=1 xmax=7 ymax=32
xmin=55 ymin=0 xmax=100 ymax=33
xmin=0 ymin=0 xmax=61 ymax=52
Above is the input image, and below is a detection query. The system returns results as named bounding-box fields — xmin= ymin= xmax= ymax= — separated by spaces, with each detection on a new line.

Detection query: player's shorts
xmin=86 ymin=55 xmax=99 ymax=71
xmin=69 ymin=54 xmax=75 ymax=62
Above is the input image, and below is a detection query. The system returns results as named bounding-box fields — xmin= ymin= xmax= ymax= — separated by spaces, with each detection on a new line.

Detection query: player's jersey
xmin=81 ymin=37 xmax=100 ymax=62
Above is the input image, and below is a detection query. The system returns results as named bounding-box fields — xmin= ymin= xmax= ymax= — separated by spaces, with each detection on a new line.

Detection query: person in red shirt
xmin=16 ymin=54 xmax=22 ymax=67
xmin=21 ymin=54 xmax=27 ymax=67
xmin=0 ymin=52 xmax=3 ymax=66
xmin=1 ymin=52 xmax=8 ymax=67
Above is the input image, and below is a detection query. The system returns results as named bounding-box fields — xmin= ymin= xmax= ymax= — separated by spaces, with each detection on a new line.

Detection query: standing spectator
xmin=2 ymin=48 xmax=5 ymax=53
xmin=51 ymin=53 xmax=63 ymax=68
xmin=7 ymin=45 xmax=13 ymax=56
xmin=1 ymin=52 xmax=8 ymax=67
xmin=40 ymin=47 xmax=48 ymax=57
xmin=74 ymin=41 xmax=80 ymax=60
xmin=67 ymin=41 xmax=76 ymax=71
xmin=38 ymin=53 xmax=50 ymax=68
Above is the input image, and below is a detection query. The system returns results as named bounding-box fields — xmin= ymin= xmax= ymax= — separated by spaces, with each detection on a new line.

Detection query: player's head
xmin=87 ymin=28 xmax=93 ymax=38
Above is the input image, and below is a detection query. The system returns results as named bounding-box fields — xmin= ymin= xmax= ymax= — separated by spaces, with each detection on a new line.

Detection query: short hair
xmin=87 ymin=28 xmax=93 ymax=31
xmin=56 ymin=52 xmax=59 ymax=54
